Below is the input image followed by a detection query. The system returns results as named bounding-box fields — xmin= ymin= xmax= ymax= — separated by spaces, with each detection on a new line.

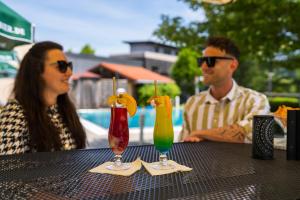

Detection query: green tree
xmin=154 ymin=0 xmax=300 ymax=91
xmin=171 ymin=48 xmax=201 ymax=101
xmin=67 ymin=48 xmax=73 ymax=53
xmin=80 ymin=44 xmax=95 ymax=55
xmin=137 ymin=83 xmax=181 ymax=106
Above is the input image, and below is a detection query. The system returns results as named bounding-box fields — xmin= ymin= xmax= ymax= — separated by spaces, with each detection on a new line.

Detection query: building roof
xmin=95 ymin=62 xmax=174 ymax=83
xmin=66 ymin=52 xmax=143 ymax=74
xmin=124 ymin=40 xmax=178 ymax=50
xmin=71 ymin=71 xmax=101 ymax=80
xmin=110 ymin=51 xmax=177 ymax=63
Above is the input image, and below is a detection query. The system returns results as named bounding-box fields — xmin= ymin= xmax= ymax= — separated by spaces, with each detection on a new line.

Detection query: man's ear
xmin=231 ymin=59 xmax=239 ymax=72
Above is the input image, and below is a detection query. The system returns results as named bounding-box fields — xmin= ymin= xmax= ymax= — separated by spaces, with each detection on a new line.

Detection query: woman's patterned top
xmin=0 ymin=99 xmax=77 ymax=155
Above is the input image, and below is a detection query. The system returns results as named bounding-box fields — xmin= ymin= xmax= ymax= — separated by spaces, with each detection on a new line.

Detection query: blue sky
xmin=2 ymin=0 xmax=204 ymax=56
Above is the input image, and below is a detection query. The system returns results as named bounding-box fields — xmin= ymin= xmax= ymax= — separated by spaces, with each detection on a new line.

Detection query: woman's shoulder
xmin=0 ymin=99 xmax=25 ymax=117
xmin=0 ymin=99 xmax=30 ymax=155
xmin=6 ymin=98 xmax=21 ymax=105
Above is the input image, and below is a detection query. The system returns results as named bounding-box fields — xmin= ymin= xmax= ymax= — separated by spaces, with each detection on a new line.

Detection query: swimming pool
xmin=78 ymin=107 xmax=183 ymax=129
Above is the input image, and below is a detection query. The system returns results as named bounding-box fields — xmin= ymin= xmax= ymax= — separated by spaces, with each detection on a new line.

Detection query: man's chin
xmin=202 ymin=79 xmax=211 ymax=86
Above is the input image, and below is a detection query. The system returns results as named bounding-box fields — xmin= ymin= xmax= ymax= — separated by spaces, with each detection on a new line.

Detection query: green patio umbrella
xmin=0 ymin=1 xmax=34 ymax=50
xmin=0 ymin=50 xmax=18 ymax=77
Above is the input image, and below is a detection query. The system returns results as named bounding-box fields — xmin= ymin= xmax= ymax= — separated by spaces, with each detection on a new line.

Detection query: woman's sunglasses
xmin=197 ymin=56 xmax=234 ymax=68
xmin=50 ymin=61 xmax=73 ymax=73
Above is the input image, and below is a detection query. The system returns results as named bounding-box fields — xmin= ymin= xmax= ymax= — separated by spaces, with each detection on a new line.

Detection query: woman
xmin=0 ymin=41 xmax=86 ymax=155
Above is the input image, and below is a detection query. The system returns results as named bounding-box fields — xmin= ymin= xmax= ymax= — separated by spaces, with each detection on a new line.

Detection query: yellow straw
xmin=154 ymin=80 xmax=157 ymax=97
xmin=112 ymin=77 xmax=117 ymax=107
xmin=113 ymin=77 xmax=116 ymax=96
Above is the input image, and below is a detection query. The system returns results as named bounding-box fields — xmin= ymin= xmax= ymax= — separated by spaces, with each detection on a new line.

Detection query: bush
xmin=137 ymin=83 xmax=181 ymax=106
xmin=268 ymin=97 xmax=300 ymax=112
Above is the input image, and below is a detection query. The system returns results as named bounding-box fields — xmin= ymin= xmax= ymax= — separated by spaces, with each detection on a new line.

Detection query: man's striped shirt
xmin=181 ymin=80 xmax=270 ymax=142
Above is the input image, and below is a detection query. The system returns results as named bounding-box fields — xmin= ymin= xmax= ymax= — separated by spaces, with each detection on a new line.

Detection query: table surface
xmin=0 ymin=142 xmax=300 ymax=200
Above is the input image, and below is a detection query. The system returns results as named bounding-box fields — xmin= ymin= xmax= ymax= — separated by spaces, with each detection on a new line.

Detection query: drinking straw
xmin=113 ymin=77 xmax=116 ymax=96
xmin=112 ymin=77 xmax=117 ymax=107
xmin=154 ymin=80 xmax=157 ymax=97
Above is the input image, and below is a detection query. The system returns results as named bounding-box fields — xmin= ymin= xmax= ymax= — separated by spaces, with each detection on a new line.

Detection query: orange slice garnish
xmin=107 ymin=95 xmax=118 ymax=106
xmin=148 ymin=95 xmax=172 ymax=118
xmin=274 ymin=105 xmax=300 ymax=119
xmin=107 ymin=93 xmax=137 ymax=117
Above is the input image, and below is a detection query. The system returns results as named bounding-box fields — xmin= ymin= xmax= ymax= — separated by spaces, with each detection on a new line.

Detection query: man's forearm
xmin=190 ymin=124 xmax=246 ymax=143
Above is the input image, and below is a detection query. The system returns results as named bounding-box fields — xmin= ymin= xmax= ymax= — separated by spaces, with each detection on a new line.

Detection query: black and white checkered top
xmin=0 ymin=99 xmax=77 ymax=155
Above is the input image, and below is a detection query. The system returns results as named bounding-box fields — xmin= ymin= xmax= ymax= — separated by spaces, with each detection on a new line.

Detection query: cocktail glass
xmin=151 ymin=96 xmax=174 ymax=170
xmin=106 ymin=106 xmax=130 ymax=170
xmin=106 ymin=77 xmax=137 ymax=170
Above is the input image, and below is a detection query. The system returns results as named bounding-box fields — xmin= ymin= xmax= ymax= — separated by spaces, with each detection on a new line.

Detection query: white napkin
xmin=89 ymin=158 xmax=142 ymax=176
xmin=142 ymin=160 xmax=192 ymax=176
xmin=274 ymin=135 xmax=287 ymax=150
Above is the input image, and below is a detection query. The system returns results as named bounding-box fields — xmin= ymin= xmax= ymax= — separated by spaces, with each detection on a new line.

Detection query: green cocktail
xmin=151 ymin=95 xmax=174 ymax=170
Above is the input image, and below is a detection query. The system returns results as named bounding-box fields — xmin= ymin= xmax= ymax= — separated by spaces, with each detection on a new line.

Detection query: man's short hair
xmin=206 ymin=36 xmax=240 ymax=60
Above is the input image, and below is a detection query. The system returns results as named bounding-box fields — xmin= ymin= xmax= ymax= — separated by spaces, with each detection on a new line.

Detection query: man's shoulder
xmin=237 ymin=85 xmax=267 ymax=98
xmin=186 ymin=91 xmax=209 ymax=101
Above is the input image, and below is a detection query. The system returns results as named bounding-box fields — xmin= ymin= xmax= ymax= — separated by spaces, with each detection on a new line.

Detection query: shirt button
xmin=64 ymin=143 xmax=70 ymax=149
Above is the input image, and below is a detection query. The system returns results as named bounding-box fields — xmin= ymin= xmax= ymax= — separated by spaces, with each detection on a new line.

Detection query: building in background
xmin=110 ymin=41 xmax=178 ymax=76
xmin=67 ymin=40 xmax=178 ymax=109
xmin=66 ymin=52 xmax=142 ymax=74
xmin=67 ymin=40 xmax=178 ymax=77
xmin=71 ymin=62 xmax=174 ymax=108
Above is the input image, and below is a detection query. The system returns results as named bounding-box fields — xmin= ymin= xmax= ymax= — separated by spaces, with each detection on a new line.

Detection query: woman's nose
xmin=65 ymin=67 xmax=73 ymax=76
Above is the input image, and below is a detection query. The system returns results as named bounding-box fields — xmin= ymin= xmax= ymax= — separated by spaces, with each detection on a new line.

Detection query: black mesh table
xmin=1 ymin=142 xmax=300 ymax=200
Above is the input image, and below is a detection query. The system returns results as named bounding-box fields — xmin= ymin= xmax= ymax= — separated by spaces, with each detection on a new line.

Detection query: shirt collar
xmin=205 ymin=79 xmax=239 ymax=104
xmin=47 ymin=104 xmax=59 ymax=114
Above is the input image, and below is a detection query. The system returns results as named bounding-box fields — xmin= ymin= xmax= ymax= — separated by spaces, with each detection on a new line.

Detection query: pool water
xmin=78 ymin=107 xmax=183 ymax=129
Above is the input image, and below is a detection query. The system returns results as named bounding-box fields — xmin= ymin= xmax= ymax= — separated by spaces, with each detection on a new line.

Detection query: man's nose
xmin=201 ymin=62 xmax=209 ymax=70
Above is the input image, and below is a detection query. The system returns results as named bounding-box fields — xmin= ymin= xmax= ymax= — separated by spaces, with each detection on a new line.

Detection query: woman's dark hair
xmin=13 ymin=41 xmax=86 ymax=151
xmin=206 ymin=36 xmax=240 ymax=60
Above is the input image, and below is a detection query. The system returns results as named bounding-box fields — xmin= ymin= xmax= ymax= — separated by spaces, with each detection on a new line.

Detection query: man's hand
xmin=183 ymin=135 xmax=205 ymax=142
xmin=183 ymin=126 xmax=245 ymax=143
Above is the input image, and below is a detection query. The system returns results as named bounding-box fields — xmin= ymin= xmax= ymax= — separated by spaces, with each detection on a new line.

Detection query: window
xmin=151 ymin=66 xmax=158 ymax=72
xmin=164 ymin=48 xmax=171 ymax=54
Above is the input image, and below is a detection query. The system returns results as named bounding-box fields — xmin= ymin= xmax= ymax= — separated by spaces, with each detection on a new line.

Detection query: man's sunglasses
xmin=50 ymin=61 xmax=73 ymax=73
xmin=197 ymin=56 xmax=234 ymax=68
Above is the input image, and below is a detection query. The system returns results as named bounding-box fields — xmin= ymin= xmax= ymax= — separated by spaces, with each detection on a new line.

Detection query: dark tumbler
xmin=252 ymin=115 xmax=274 ymax=160
xmin=286 ymin=110 xmax=300 ymax=160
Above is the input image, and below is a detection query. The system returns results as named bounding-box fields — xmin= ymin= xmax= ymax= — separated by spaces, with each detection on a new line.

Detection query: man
xmin=182 ymin=36 xmax=270 ymax=143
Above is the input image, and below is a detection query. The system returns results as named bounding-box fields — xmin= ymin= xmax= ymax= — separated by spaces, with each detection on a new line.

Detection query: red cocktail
xmin=106 ymin=78 xmax=137 ymax=171
xmin=106 ymin=106 xmax=130 ymax=170
xmin=108 ymin=107 xmax=129 ymax=155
